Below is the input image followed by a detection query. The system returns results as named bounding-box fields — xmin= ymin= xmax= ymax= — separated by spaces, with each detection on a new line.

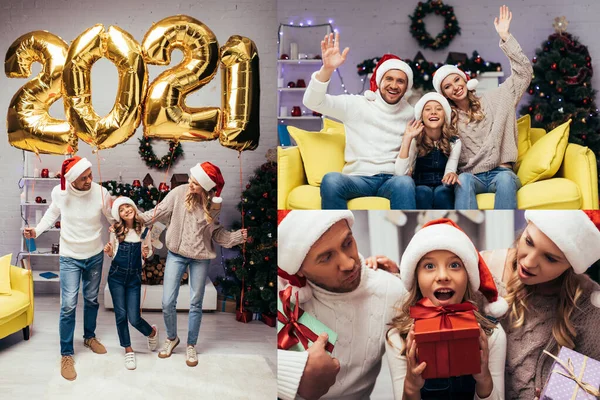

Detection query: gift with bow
xmin=277 ymin=286 xmax=337 ymax=353
xmin=410 ymin=297 xmax=481 ymax=379
xmin=540 ymin=347 xmax=600 ymax=400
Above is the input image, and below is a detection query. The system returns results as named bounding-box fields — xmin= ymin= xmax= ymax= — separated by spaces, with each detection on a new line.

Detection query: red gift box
xmin=236 ymin=310 xmax=253 ymax=323
xmin=410 ymin=298 xmax=481 ymax=379
xmin=261 ymin=313 xmax=276 ymax=327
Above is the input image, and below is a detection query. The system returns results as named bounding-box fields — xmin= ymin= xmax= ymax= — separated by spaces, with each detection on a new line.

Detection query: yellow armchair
xmin=0 ymin=265 xmax=34 ymax=341
xmin=278 ymin=119 xmax=598 ymax=210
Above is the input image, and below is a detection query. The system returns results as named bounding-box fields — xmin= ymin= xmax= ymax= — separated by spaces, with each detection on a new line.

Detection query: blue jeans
xmin=320 ymin=172 xmax=416 ymax=209
xmin=59 ymin=251 xmax=104 ymax=356
xmin=162 ymin=251 xmax=210 ymax=346
xmin=107 ymin=241 xmax=153 ymax=348
xmin=416 ymin=185 xmax=455 ymax=209
xmin=455 ymin=167 xmax=522 ymax=209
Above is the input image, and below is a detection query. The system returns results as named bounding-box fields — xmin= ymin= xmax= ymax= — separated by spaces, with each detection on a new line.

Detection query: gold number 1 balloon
xmin=62 ymin=24 xmax=147 ymax=150
xmin=142 ymin=15 xmax=221 ymax=142
xmin=5 ymin=31 xmax=77 ymax=155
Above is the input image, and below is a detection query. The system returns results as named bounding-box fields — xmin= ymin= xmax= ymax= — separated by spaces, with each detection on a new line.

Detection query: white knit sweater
xmin=277 ymin=264 xmax=406 ymax=400
xmin=35 ymin=182 xmax=114 ymax=259
xmin=303 ymin=71 xmax=414 ymax=176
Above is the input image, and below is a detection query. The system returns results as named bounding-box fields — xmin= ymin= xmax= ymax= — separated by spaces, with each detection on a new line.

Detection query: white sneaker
xmin=147 ymin=325 xmax=159 ymax=351
xmin=186 ymin=345 xmax=198 ymax=367
xmin=125 ymin=352 xmax=136 ymax=370
xmin=158 ymin=337 xmax=180 ymax=359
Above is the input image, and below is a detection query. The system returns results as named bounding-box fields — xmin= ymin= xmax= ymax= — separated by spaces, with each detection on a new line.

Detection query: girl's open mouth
xmin=434 ymin=288 xmax=455 ymax=301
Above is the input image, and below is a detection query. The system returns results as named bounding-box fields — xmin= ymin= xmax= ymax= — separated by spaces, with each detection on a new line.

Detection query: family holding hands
xmin=304 ymin=6 xmax=531 ymax=210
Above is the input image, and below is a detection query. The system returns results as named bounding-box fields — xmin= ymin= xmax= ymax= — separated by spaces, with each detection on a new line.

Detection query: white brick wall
xmin=277 ymin=0 xmax=600 ymax=98
xmin=0 ymin=0 xmax=277 ymax=282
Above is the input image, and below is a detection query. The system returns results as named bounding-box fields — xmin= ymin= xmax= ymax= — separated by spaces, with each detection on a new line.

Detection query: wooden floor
xmin=0 ymin=293 xmax=276 ymax=397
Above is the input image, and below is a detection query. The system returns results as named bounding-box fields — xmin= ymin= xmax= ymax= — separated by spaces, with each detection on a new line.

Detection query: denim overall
xmin=421 ymin=375 xmax=476 ymax=399
xmin=107 ymin=228 xmax=153 ymax=348
xmin=413 ymin=145 xmax=455 ymax=209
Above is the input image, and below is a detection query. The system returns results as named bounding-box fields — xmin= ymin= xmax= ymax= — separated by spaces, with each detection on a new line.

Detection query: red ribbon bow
xmin=277 ymin=286 xmax=334 ymax=352
xmin=409 ymin=298 xmax=478 ymax=330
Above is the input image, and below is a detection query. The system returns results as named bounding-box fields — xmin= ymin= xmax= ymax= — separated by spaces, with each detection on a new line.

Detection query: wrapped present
xmin=410 ymin=298 xmax=481 ymax=379
xmin=277 ymin=286 xmax=337 ymax=353
xmin=236 ymin=309 xmax=253 ymax=323
xmin=261 ymin=313 xmax=276 ymax=327
xmin=540 ymin=348 xmax=600 ymax=400
xmin=217 ymin=294 xmax=237 ymax=313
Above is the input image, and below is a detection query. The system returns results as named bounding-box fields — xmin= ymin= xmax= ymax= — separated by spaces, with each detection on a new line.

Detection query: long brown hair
xmin=504 ymin=238 xmax=584 ymax=348
xmin=387 ymin=272 xmax=497 ymax=355
xmin=416 ymin=120 xmax=459 ymax=158
xmin=185 ymin=185 xmax=214 ymax=224
xmin=113 ymin=205 xmax=145 ymax=243
xmin=448 ymin=90 xmax=485 ymax=127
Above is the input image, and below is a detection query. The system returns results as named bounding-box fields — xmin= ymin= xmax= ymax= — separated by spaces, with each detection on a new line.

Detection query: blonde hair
xmin=113 ymin=207 xmax=144 ymax=243
xmin=416 ymin=119 xmax=459 ymax=158
xmin=448 ymin=90 xmax=485 ymax=126
xmin=504 ymin=241 xmax=584 ymax=349
xmin=185 ymin=185 xmax=214 ymax=224
xmin=387 ymin=272 xmax=496 ymax=355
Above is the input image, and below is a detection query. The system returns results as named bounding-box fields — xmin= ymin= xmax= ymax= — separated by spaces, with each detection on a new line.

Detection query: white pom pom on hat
xmin=364 ymin=54 xmax=414 ymax=101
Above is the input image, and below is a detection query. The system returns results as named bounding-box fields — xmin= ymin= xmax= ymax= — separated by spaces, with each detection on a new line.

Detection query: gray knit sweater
xmin=457 ymin=35 xmax=533 ymax=174
xmin=140 ymin=184 xmax=244 ymax=260
xmin=483 ymin=249 xmax=600 ymax=400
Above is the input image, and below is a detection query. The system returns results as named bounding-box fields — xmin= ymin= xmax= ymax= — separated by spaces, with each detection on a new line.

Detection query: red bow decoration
xmin=277 ymin=286 xmax=334 ymax=352
xmin=410 ymin=297 xmax=478 ymax=330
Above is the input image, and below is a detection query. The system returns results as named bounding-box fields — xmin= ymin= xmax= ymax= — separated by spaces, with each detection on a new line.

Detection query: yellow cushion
xmin=288 ymin=126 xmax=345 ymax=186
xmin=287 ymin=185 xmax=392 ymax=209
xmin=517 ymin=119 xmax=571 ymax=186
xmin=0 ymin=290 xmax=29 ymax=324
xmin=0 ymin=254 xmax=12 ymax=295
xmin=516 ymin=114 xmax=531 ymax=169
xmin=323 ymin=118 xmax=345 ymax=132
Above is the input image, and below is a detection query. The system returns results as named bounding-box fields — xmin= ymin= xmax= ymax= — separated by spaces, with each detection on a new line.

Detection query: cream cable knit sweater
xmin=278 ymin=263 xmax=406 ymax=400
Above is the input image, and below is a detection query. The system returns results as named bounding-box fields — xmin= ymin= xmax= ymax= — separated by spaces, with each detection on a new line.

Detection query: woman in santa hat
xmin=481 ymin=210 xmax=600 ymax=399
xmin=395 ymin=93 xmax=461 ymax=209
xmin=139 ymin=162 xmax=247 ymax=367
xmin=432 ymin=5 xmax=532 ymax=209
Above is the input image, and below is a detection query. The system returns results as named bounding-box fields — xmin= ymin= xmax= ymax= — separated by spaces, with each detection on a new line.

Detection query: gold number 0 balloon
xmin=62 ymin=24 xmax=148 ymax=150
xmin=5 ymin=31 xmax=77 ymax=155
xmin=142 ymin=15 xmax=221 ymax=141
xmin=220 ymin=35 xmax=260 ymax=151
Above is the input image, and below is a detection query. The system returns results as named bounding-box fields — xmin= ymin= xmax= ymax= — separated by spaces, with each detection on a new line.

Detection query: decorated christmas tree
xmin=216 ymin=160 xmax=277 ymax=316
xmin=101 ymin=180 xmax=168 ymax=211
xmin=519 ymin=17 xmax=600 ymax=162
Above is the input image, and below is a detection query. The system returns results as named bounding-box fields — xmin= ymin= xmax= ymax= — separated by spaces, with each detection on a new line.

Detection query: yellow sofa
xmin=0 ymin=265 xmax=34 ymax=341
xmin=278 ymin=119 xmax=599 ymax=210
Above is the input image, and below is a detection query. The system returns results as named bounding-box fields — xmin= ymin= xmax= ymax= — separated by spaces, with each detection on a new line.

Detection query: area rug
xmin=44 ymin=352 xmax=276 ymax=399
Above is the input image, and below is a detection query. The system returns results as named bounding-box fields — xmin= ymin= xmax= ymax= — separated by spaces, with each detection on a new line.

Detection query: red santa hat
xmin=432 ymin=65 xmax=479 ymax=95
xmin=190 ymin=162 xmax=225 ymax=203
xmin=278 ymin=210 xmax=354 ymax=304
xmin=61 ymin=156 xmax=92 ymax=190
xmin=364 ymin=54 xmax=414 ymax=101
xmin=399 ymin=218 xmax=508 ymax=317
xmin=111 ymin=196 xmax=139 ymax=222
xmin=413 ymin=92 xmax=452 ymax=125
xmin=524 ymin=210 xmax=600 ymax=308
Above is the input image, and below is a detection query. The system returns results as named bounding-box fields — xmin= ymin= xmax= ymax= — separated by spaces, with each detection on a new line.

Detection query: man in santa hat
xmin=277 ymin=210 xmax=406 ymax=400
xmin=23 ymin=156 xmax=114 ymax=381
xmin=303 ymin=32 xmax=416 ymax=209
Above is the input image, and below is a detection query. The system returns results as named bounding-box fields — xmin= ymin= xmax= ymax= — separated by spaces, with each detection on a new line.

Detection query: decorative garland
xmin=409 ymin=0 xmax=460 ymax=50
xmin=138 ymin=137 xmax=183 ymax=171
xmin=357 ymin=51 xmax=502 ymax=91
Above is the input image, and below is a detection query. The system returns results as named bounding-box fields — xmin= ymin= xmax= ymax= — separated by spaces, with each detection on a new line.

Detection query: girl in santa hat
xmin=432 ymin=5 xmax=532 ymax=209
xmin=395 ymin=93 xmax=461 ymax=209
xmin=139 ymin=162 xmax=247 ymax=367
xmin=386 ymin=218 xmax=507 ymax=400
xmin=480 ymin=210 xmax=600 ymax=400
xmin=104 ymin=197 xmax=159 ymax=370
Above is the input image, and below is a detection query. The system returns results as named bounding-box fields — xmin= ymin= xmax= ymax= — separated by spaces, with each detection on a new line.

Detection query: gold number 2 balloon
xmin=5 ymin=31 xmax=77 ymax=155
xmin=220 ymin=35 xmax=260 ymax=151
xmin=142 ymin=15 xmax=221 ymax=142
xmin=62 ymin=24 xmax=148 ymax=150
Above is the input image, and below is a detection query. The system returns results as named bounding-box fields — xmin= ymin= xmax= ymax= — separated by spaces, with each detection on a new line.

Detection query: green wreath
xmin=410 ymin=0 xmax=461 ymax=51
xmin=138 ymin=137 xmax=183 ymax=171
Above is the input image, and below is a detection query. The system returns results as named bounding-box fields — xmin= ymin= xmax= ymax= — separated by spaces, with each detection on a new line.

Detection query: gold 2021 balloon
xmin=5 ymin=31 xmax=77 ymax=155
xmin=142 ymin=15 xmax=221 ymax=142
xmin=62 ymin=24 xmax=147 ymax=150
xmin=220 ymin=35 xmax=260 ymax=151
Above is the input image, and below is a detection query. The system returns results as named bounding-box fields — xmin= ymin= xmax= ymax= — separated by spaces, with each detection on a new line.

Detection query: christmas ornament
xmin=35 ymin=196 xmax=42 ymax=203
xmin=553 ymin=16 xmax=569 ymax=34
xmin=55 ymin=221 xmax=61 ymax=229
xmin=133 ymin=180 xmax=141 ymax=187
xmin=268 ymin=282 xmax=274 ymax=287
xmin=41 ymin=168 xmax=49 ymax=178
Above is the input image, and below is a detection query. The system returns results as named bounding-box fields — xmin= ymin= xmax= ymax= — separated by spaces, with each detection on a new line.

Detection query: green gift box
xmin=277 ymin=287 xmax=337 ymax=353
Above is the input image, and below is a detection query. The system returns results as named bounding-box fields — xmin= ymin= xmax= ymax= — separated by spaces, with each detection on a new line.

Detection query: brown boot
xmin=84 ymin=337 xmax=107 ymax=354
xmin=61 ymin=356 xmax=77 ymax=381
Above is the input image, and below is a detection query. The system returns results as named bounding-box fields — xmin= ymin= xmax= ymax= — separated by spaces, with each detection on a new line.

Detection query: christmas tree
xmin=102 ymin=181 xmax=168 ymax=211
xmin=216 ymin=161 xmax=277 ymax=316
xmin=520 ymin=17 xmax=600 ymax=163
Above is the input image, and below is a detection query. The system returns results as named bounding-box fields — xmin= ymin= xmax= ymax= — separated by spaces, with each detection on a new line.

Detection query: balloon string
xmin=95 ymin=150 xmax=105 ymax=209
xmin=238 ymin=151 xmax=246 ymax=315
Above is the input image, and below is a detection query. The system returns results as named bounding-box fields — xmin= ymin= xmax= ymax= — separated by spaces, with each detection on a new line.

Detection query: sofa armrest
xmin=278 ymin=147 xmax=307 ymax=209
xmin=556 ymin=143 xmax=599 ymax=209
xmin=10 ymin=265 xmax=34 ymax=325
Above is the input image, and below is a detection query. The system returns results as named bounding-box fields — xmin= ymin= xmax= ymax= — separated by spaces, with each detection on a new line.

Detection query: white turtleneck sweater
xmin=35 ymin=182 xmax=114 ymax=260
xmin=278 ymin=264 xmax=406 ymax=400
xmin=303 ymin=71 xmax=414 ymax=176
